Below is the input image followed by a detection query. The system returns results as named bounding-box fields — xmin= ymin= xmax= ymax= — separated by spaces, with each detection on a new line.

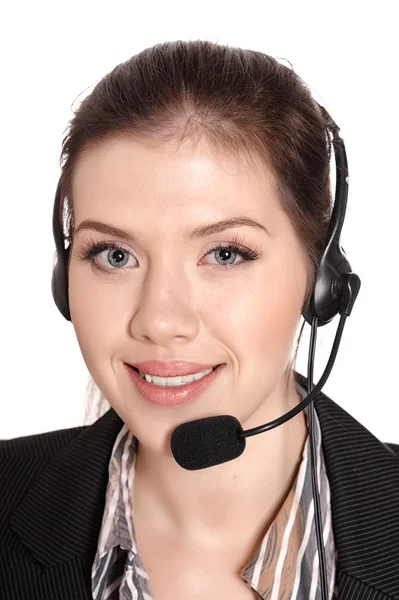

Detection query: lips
xmin=129 ymin=360 xmax=223 ymax=377
xmin=126 ymin=362 xmax=225 ymax=407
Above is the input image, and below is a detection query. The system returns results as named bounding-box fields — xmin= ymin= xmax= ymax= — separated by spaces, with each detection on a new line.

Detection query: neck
xmin=132 ymin=378 xmax=308 ymax=549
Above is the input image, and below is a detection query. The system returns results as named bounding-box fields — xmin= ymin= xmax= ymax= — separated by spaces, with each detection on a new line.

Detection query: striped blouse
xmin=91 ymin=381 xmax=338 ymax=599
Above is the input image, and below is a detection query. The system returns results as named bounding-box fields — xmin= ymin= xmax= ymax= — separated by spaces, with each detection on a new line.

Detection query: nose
xmin=128 ymin=263 xmax=200 ymax=347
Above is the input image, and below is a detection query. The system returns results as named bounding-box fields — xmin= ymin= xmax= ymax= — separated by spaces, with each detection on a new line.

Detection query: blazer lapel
xmin=295 ymin=371 xmax=399 ymax=599
xmin=10 ymin=374 xmax=399 ymax=599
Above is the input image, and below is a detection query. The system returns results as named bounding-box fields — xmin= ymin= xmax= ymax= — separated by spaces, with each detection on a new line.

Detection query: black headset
xmin=50 ymin=104 xmax=361 ymax=600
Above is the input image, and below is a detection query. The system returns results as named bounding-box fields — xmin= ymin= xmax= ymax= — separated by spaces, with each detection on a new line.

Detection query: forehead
xmin=71 ymin=136 xmax=284 ymax=231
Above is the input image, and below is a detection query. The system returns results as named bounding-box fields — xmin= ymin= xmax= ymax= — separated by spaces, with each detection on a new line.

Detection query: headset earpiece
xmin=302 ymin=134 xmax=360 ymax=327
xmin=51 ymin=181 xmax=72 ymax=322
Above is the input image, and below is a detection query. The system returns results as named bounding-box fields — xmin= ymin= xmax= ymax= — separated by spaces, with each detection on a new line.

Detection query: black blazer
xmin=1 ymin=371 xmax=398 ymax=600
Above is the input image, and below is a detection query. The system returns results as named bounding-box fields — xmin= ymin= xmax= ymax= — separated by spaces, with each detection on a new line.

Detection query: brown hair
xmin=56 ymin=40 xmax=338 ymax=424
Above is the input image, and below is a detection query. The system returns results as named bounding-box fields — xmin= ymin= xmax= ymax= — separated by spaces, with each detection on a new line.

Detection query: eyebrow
xmin=74 ymin=216 xmax=270 ymax=241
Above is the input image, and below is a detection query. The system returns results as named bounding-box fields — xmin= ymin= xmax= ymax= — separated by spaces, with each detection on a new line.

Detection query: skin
xmin=68 ymin=134 xmax=309 ymax=564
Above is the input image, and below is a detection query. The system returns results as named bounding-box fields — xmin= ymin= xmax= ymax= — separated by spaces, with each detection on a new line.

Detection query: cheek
xmin=68 ymin=268 xmax=124 ymax=364
xmin=213 ymin=258 xmax=306 ymax=362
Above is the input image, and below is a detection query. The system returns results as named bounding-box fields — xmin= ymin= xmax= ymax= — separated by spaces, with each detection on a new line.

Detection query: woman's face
xmin=69 ymin=135 xmax=309 ymax=455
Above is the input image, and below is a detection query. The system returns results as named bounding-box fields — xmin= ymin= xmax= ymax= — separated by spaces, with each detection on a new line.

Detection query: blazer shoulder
xmin=0 ymin=423 xmax=87 ymax=459
xmin=0 ymin=423 xmax=88 ymax=527
xmin=384 ymin=441 xmax=399 ymax=458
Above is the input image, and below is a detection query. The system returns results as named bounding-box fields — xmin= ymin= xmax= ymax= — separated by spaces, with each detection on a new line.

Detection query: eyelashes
xmin=73 ymin=232 xmax=262 ymax=273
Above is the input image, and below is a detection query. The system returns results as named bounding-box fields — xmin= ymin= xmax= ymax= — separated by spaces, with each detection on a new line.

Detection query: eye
xmin=74 ymin=239 xmax=136 ymax=271
xmin=202 ymin=241 xmax=261 ymax=266
xmin=97 ymin=245 xmax=134 ymax=269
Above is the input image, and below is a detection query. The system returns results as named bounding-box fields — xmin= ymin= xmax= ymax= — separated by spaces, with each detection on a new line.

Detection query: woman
xmin=0 ymin=40 xmax=398 ymax=600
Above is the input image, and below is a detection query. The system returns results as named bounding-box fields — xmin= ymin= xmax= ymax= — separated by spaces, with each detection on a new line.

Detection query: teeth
xmin=138 ymin=366 xmax=216 ymax=387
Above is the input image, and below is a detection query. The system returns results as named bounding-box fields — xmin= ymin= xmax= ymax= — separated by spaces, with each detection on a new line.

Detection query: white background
xmin=0 ymin=0 xmax=397 ymax=441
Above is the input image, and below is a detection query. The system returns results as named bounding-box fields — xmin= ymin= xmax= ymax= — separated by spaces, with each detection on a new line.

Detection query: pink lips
xmin=125 ymin=363 xmax=225 ymax=407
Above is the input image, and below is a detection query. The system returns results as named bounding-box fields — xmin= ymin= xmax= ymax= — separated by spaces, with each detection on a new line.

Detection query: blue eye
xmin=75 ymin=241 xmax=134 ymax=270
xmin=205 ymin=242 xmax=260 ymax=265
xmin=102 ymin=246 xmax=131 ymax=269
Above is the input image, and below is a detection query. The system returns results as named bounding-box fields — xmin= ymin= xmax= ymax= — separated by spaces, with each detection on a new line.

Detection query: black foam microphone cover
xmin=170 ymin=415 xmax=246 ymax=470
